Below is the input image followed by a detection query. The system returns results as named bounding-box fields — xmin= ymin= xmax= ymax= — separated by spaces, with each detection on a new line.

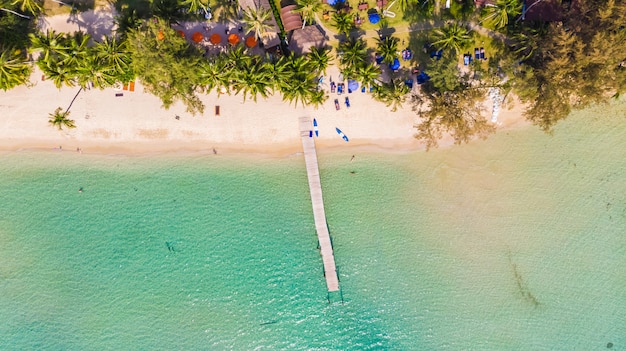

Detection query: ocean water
xmin=0 ymin=101 xmax=625 ymax=350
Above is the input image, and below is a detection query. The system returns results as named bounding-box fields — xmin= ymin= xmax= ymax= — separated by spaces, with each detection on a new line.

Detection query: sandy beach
xmin=0 ymin=12 xmax=529 ymax=157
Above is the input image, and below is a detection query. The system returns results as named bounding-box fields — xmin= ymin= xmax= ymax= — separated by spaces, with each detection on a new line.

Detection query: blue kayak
xmin=313 ymin=118 xmax=319 ymax=137
xmin=335 ymin=127 xmax=349 ymax=142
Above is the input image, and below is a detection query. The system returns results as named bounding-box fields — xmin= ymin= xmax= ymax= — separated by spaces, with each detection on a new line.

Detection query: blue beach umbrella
xmin=347 ymin=80 xmax=358 ymax=92
xmin=388 ymin=58 xmax=400 ymax=71
xmin=327 ymin=0 xmax=337 ymax=5
xmin=368 ymin=13 xmax=380 ymax=24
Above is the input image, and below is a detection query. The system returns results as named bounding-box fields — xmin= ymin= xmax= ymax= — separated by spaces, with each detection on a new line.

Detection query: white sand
xmin=0 ymin=13 xmax=529 ymax=156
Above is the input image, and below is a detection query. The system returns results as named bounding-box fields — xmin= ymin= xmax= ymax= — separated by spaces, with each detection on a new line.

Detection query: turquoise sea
xmin=1 ymin=101 xmax=625 ymax=350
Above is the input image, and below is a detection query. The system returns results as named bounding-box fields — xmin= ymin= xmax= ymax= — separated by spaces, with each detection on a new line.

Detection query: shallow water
xmin=0 ymin=101 xmax=625 ymax=350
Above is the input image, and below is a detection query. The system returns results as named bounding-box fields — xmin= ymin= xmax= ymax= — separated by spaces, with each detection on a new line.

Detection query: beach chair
xmin=345 ymin=96 xmax=350 ymax=108
xmin=463 ymin=54 xmax=470 ymax=66
xmin=338 ymin=83 xmax=344 ymax=95
xmin=405 ymin=79 xmax=414 ymax=89
xmin=215 ymin=105 xmax=220 ymax=116
xmin=480 ymin=47 xmax=486 ymax=60
xmin=474 ymin=48 xmax=480 ymax=60
xmin=129 ymin=81 xmax=135 ymax=92
xmin=334 ymin=99 xmax=340 ymax=110
xmin=331 ymin=82 xmax=336 ymax=93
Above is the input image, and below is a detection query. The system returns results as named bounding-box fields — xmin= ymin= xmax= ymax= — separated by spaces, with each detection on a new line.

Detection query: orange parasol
xmin=245 ymin=36 xmax=257 ymax=48
xmin=228 ymin=33 xmax=240 ymax=45
xmin=192 ymin=31 xmax=203 ymax=43
xmin=209 ymin=33 xmax=222 ymax=45
xmin=177 ymin=30 xmax=185 ymax=38
xmin=157 ymin=30 xmax=165 ymax=41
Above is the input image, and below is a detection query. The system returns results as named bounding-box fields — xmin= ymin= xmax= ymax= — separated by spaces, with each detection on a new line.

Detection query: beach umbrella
xmin=388 ymin=57 xmax=400 ymax=71
xmin=245 ymin=36 xmax=257 ymax=48
xmin=209 ymin=33 xmax=222 ymax=45
xmin=348 ymin=79 xmax=358 ymax=92
xmin=192 ymin=31 xmax=203 ymax=43
xmin=368 ymin=13 xmax=380 ymax=24
xmin=228 ymin=33 xmax=240 ymax=45
xmin=177 ymin=30 xmax=185 ymax=38
xmin=327 ymin=0 xmax=337 ymax=5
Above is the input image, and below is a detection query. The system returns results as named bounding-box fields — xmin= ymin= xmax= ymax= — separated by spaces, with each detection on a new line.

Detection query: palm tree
xmin=180 ymin=0 xmax=208 ymax=14
xmin=242 ymin=7 xmax=274 ymax=42
xmin=307 ymin=46 xmax=332 ymax=75
xmin=295 ymin=0 xmax=321 ymax=26
xmin=48 ymin=107 xmax=76 ymax=130
xmin=198 ymin=57 xmax=230 ymax=94
xmin=332 ymin=12 xmax=353 ymax=37
xmin=234 ymin=60 xmax=272 ymax=102
xmin=60 ymin=32 xmax=90 ymax=71
xmin=431 ymin=22 xmax=472 ymax=54
xmin=29 ymin=30 xmax=67 ymax=62
xmin=481 ymin=0 xmax=522 ymax=29
xmin=372 ymin=78 xmax=409 ymax=111
xmin=0 ymin=48 xmax=31 ymax=91
xmin=356 ymin=63 xmax=380 ymax=89
xmin=93 ymin=36 xmax=132 ymax=78
xmin=0 ymin=0 xmax=31 ymax=19
xmin=11 ymin=0 xmax=42 ymax=15
xmin=376 ymin=36 xmax=399 ymax=64
xmin=338 ymin=38 xmax=367 ymax=69
xmin=43 ymin=60 xmax=76 ymax=88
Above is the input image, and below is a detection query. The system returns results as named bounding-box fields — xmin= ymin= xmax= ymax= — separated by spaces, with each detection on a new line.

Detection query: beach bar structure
xmin=299 ymin=117 xmax=340 ymax=292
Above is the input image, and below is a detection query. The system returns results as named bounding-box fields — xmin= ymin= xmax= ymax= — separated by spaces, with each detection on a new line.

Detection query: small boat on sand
xmin=336 ymin=127 xmax=349 ymax=142
xmin=313 ymin=118 xmax=319 ymax=137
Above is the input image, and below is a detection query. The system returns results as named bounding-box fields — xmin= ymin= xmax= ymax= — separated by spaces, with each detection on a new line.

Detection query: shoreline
xmin=0 ymin=64 xmax=530 ymax=159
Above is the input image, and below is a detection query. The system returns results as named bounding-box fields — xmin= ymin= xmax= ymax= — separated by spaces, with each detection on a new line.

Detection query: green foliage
xmin=127 ymin=18 xmax=204 ymax=114
xmin=0 ymin=47 xmax=31 ymax=91
xmin=431 ymin=22 xmax=472 ymax=54
xmin=512 ymin=1 xmax=626 ymax=131
xmin=481 ymin=0 xmax=522 ymax=29
xmin=356 ymin=63 xmax=380 ymax=89
xmin=413 ymin=88 xmax=494 ymax=150
xmin=48 ymin=107 xmax=76 ymax=130
xmin=242 ymin=7 xmax=274 ymax=41
xmin=372 ymin=78 xmax=409 ymax=111
xmin=295 ymin=0 xmax=321 ymax=26
xmin=376 ymin=36 xmax=399 ymax=65
xmin=332 ymin=12 xmax=353 ymax=37
xmin=337 ymin=37 xmax=367 ymax=78
xmin=426 ymin=55 xmax=463 ymax=92
xmin=11 ymin=0 xmax=42 ymax=15
xmin=306 ymin=46 xmax=332 ymax=75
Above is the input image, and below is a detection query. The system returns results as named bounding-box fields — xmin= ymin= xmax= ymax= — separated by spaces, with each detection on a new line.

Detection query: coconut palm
xmin=481 ymin=0 xmax=522 ymax=29
xmin=307 ymin=46 xmax=332 ymax=75
xmin=180 ymin=0 xmax=208 ymax=14
xmin=356 ymin=63 xmax=380 ymax=89
xmin=198 ymin=57 xmax=230 ymax=94
xmin=29 ymin=30 xmax=67 ymax=62
xmin=0 ymin=48 xmax=31 ymax=91
xmin=431 ymin=22 xmax=472 ymax=54
xmin=0 ymin=0 xmax=31 ymax=19
xmin=372 ymin=78 xmax=409 ymax=111
xmin=338 ymin=38 xmax=367 ymax=69
xmin=226 ymin=46 xmax=253 ymax=71
xmin=231 ymin=57 xmax=272 ymax=101
xmin=376 ymin=36 xmax=399 ymax=64
xmin=295 ymin=0 xmax=321 ymax=26
xmin=93 ymin=36 xmax=132 ymax=78
xmin=264 ymin=57 xmax=291 ymax=87
xmin=60 ymin=32 xmax=90 ymax=71
xmin=332 ymin=12 xmax=353 ymax=37
xmin=280 ymin=76 xmax=317 ymax=107
xmin=11 ymin=0 xmax=42 ymax=15
xmin=242 ymin=7 xmax=274 ymax=41
xmin=43 ymin=60 xmax=76 ymax=88
xmin=48 ymin=107 xmax=76 ymax=130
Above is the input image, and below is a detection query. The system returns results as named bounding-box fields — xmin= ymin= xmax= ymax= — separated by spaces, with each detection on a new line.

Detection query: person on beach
xmin=350 ymin=155 xmax=355 ymax=162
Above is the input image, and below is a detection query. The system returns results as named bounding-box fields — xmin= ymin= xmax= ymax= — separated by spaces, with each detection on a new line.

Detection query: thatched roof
xmin=239 ymin=0 xmax=281 ymax=48
xmin=280 ymin=4 xmax=303 ymax=32
xmin=289 ymin=25 xmax=326 ymax=55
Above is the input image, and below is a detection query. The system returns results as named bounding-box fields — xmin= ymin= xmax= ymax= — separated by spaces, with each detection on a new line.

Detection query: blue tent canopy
xmin=416 ymin=72 xmax=430 ymax=84
xmin=388 ymin=57 xmax=400 ymax=71
xmin=368 ymin=13 xmax=380 ymax=24
xmin=348 ymin=80 xmax=358 ymax=92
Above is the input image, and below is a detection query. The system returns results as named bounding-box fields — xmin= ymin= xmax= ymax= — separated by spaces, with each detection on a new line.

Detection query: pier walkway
xmin=298 ymin=117 xmax=339 ymax=292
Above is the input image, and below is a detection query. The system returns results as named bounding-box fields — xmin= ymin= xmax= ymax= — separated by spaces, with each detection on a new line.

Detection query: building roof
xmin=280 ymin=4 xmax=303 ymax=32
xmin=239 ymin=0 xmax=281 ymax=48
xmin=288 ymin=25 xmax=327 ymax=55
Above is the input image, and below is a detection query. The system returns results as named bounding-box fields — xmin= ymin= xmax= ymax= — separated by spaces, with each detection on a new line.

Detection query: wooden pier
xmin=299 ymin=117 xmax=339 ymax=292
